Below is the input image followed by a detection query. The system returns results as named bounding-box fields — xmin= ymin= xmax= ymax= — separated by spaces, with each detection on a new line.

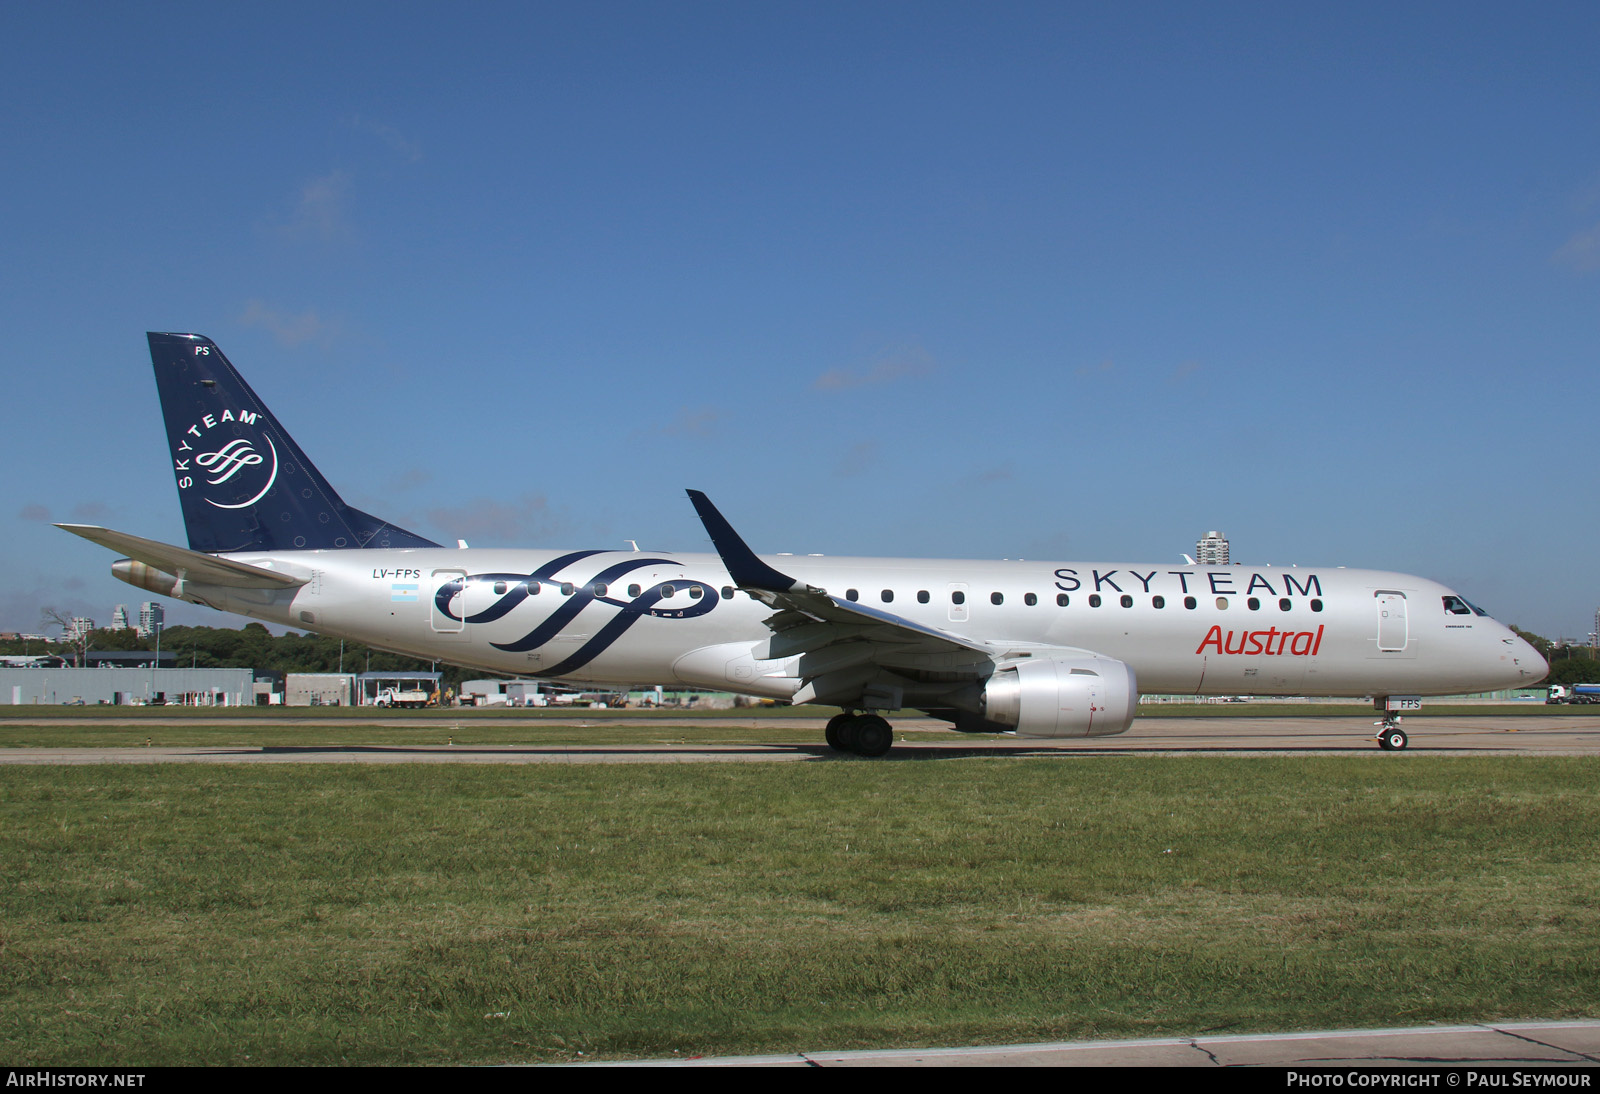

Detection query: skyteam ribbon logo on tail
xmin=171 ymin=406 xmax=280 ymax=510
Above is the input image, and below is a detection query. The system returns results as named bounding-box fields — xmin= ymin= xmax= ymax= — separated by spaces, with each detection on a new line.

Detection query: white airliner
xmin=60 ymin=333 xmax=1546 ymax=755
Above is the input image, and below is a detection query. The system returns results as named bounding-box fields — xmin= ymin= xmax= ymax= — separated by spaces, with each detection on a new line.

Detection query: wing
xmin=687 ymin=490 xmax=1007 ymax=707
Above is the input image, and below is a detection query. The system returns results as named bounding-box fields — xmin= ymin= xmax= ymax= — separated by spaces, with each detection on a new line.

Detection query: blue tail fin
xmin=148 ymin=332 xmax=440 ymax=553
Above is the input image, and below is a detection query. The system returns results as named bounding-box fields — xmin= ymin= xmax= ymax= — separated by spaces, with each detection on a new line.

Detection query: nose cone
xmin=1511 ymin=633 xmax=1549 ymax=686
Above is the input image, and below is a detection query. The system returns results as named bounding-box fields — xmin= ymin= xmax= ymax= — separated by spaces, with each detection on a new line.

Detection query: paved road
xmin=1 ymin=714 xmax=1597 ymax=763
xmin=591 ymin=1021 xmax=1600 ymax=1068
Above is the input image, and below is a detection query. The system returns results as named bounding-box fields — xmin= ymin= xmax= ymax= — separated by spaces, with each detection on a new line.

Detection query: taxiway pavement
xmin=591 ymin=1020 xmax=1600 ymax=1067
xmin=1 ymin=713 xmax=1597 ymax=764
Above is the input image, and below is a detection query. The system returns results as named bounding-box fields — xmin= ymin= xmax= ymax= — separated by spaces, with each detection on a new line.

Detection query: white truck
xmin=374 ymin=685 xmax=434 ymax=708
xmin=1547 ymin=684 xmax=1600 ymax=705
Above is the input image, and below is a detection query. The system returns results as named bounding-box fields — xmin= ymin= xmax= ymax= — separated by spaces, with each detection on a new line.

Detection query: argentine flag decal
xmin=390 ymin=583 xmax=420 ymax=602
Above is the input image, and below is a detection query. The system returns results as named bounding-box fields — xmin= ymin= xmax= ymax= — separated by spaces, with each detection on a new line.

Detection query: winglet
xmin=685 ymin=490 xmax=801 ymax=593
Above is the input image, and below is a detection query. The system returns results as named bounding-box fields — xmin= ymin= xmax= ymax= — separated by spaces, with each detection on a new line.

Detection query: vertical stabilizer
xmin=148 ymin=332 xmax=440 ymax=553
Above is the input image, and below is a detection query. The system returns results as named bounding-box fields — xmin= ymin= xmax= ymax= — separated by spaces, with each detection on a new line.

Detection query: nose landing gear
xmin=1374 ymin=713 xmax=1409 ymax=751
xmin=1374 ymin=696 xmax=1420 ymax=750
xmin=825 ymin=711 xmax=894 ymax=757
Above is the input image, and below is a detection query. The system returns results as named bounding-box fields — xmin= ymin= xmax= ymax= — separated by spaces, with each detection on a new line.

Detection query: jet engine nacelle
xmin=980 ymin=655 xmax=1138 ymax=738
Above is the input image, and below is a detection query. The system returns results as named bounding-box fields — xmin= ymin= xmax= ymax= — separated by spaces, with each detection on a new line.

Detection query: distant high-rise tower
xmin=1196 ymin=530 xmax=1230 ymax=566
xmin=138 ymin=601 xmax=165 ymax=637
xmin=111 ymin=604 xmax=129 ymax=631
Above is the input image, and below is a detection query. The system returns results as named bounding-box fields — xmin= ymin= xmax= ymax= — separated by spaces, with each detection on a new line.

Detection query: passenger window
xmin=661 ymin=584 xmax=675 ymax=598
xmin=991 ymin=592 xmax=1004 ymax=605
xmin=560 ymin=582 xmax=574 ymax=596
xmin=951 ymin=591 xmax=966 ymax=605
xmin=881 ymin=590 xmax=894 ymax=603
xmin=1279 ymin=598 xmax=1292 ymax=611
xmin=722 ymin=586 xmax=733 ymax=599
xmin=1089 ymin=594 xmax=1102 ymax=607
xmin=917 ymin=590 xmax=930 ymax=604
xmin=493 ymin=581 xmax=507 ymax=595
xmin=1216 ymin=597 xmax=1229 ymax=609
xmin=527 ymin=581 xmax=541 ymax=596
xmin=1120 ymin=595 xmax=1133 ymax=608
xmin=628 ymin=584 xmax=641 ymax=598
xmin=1024 ymin=592 xmax=1037 ymax=606
xmin=1247 ymin=597 xmax=1260 ymax=611
xmin=689 ymin=585 xmax=702 ymax=599
xmin=846 ymin=589 xmax=859 ymax=602
xmin=594 ymin=583 xmax=607 ymax=597
xmin=1311 ymin=599 xmax=1323 ymax=612
xmin=1152 ymin=595 xmax=1165 ymax=609
xmin=1056 ymin=593 xmax=1070 ymax=607
xmin=1184 ymin=596 xmax=1197 ymax=609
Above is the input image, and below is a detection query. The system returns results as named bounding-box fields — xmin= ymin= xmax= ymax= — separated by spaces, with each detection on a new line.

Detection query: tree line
xmin=1511 ymin=628 xmax=1600 ymax=688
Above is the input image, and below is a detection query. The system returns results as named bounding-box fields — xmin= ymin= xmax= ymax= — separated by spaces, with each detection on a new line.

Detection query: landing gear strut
xmin=824 ymin=711 xmax=895 ymax=757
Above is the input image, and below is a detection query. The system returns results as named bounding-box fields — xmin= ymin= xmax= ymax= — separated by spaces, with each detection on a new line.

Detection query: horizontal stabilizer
xmin=56 ymin=524 xmax=308 ymax=589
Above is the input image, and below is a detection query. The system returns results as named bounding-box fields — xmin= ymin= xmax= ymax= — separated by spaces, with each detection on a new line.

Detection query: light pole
xmin=150 ymin=622 xmax=162 ymax=703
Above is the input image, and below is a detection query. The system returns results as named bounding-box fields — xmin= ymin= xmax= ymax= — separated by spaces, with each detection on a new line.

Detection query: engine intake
xmin=980 ymin=655 xmax=1137 ymax=738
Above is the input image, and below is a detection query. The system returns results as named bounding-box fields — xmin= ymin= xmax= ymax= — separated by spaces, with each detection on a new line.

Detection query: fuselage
xmin=176 ymin=546 xmax=1546 ymax=701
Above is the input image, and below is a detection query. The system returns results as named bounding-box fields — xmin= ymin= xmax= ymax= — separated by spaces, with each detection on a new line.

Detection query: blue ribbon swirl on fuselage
xmin=433 ymin=550 xmax=610 ymax=624
xmin=432 ymin=550 xmax=722 ymax=677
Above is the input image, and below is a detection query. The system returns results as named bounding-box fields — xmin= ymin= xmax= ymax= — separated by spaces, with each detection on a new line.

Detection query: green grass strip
xmin=3 ymin=758 xmax=1598 ymax=1064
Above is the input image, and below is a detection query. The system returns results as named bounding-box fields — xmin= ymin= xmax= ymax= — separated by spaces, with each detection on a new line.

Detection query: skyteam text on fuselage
xmin=59 ymin=333 xmax=1547 ymax=755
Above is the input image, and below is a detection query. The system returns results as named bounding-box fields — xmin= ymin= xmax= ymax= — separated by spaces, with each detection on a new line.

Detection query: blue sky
xmin=3 ymin=2 xmax=1597 ymax=640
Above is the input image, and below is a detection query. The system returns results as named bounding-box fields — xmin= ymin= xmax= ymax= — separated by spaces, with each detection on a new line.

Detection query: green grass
xmin=3 ymin=758 xmax=1599 ymax=1064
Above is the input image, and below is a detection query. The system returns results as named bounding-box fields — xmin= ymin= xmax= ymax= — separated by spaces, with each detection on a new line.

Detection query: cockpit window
xmin=1444 ymin=595 xmax=1492 ymax=618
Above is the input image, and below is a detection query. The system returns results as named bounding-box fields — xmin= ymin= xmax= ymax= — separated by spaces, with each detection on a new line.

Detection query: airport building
xmin=285 ymin=673 xmax=356 ymax=706
xmin=1 ymin=667 xmax=255 ymax=706
xmin=82 ymin=651 xmax=177 ymax=668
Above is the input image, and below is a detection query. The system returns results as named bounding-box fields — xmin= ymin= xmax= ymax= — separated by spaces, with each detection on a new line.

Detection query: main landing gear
xmin=1374 ymin=714 xmax=1409 ymax=751
xmin=825 ymin=712 xmax=895 ymax=757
